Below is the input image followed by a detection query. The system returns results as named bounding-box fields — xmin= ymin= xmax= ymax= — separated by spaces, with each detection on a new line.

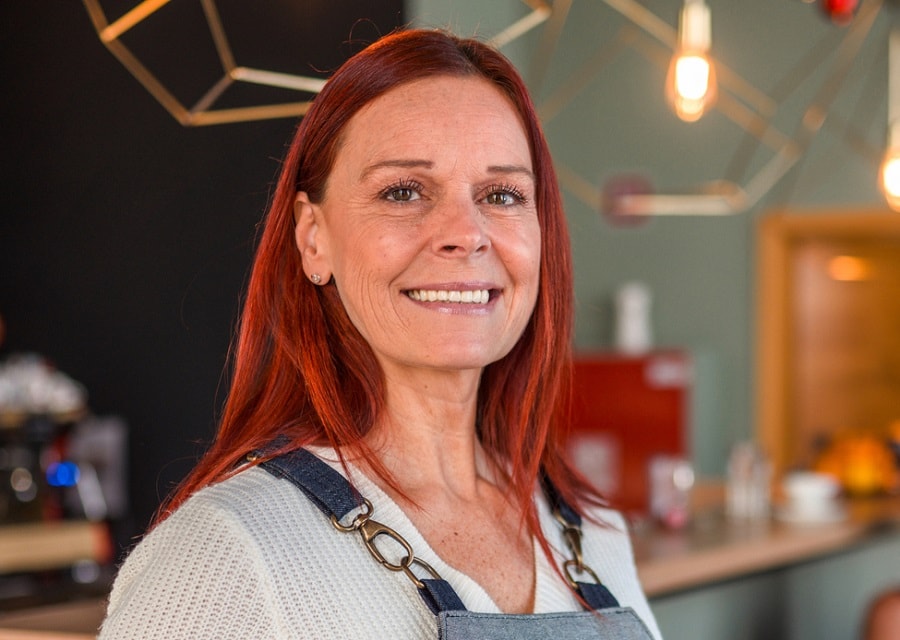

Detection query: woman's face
xmin=295 ymin=75 xmax=540 ymax=380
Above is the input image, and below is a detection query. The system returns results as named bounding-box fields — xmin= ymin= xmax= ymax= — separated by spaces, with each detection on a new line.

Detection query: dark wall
xmin=0 ymin=2 xmax=403 ymax=548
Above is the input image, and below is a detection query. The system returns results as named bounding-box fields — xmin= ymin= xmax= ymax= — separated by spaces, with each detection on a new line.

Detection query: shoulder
xmin=101 ymin=467 xmax=298 ymax=638
xmin=577 ymin=506 xmax=663 ymax=640
xmin=167 ymin=464 xmax=320 ymax=528
xmin=117 ymin=465 xmax=331 ymax=584
xmin=125 ymin=465 xmax=326 ymax=559
xmin=102 ymin=463 xmax=437 ymax=639
xmin=577 ymin=506 xmax=639 ymax=585
xmin=580 ymin=506 xmax=630 ymax=549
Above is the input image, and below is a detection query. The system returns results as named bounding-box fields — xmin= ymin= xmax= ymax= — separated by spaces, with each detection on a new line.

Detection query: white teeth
xmin=408 ymin=289 xmax=490 ymax=304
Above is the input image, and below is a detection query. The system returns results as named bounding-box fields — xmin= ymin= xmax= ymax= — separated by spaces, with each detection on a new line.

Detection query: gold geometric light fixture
xmin=82 ymin=0 xmax=325 ymax=126
xmin=488 ymin=0 xmax=552 ymax=48
xmin=82 ymin=0 xmax=552 ymax=127
xmin=542 ymin=0 xmax=886 ymax=216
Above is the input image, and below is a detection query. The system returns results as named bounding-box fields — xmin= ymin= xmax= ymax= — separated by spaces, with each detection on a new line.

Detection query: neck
xmin=362 ymin=368 xmax=501 ymax=501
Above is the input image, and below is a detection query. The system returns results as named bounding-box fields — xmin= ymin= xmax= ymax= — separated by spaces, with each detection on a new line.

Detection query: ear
xmin=294 ymin=191 xmax=332 ymax=283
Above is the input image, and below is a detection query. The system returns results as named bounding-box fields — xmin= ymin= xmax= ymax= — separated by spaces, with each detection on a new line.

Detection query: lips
xmin=405 ymin=288 xmax=492 ymax=304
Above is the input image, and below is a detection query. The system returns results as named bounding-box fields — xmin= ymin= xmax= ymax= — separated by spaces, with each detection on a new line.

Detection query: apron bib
xmin=258 ymin=446 xmax=655 ymax=640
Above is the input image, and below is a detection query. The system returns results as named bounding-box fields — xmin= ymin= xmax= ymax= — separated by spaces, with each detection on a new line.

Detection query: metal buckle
xmin=330 ymin=498 xmax=444 ymax=590
xmin=553 ymin=504 xmax=603 ymax=589
xmin=563 ymin=558 xmax=603 ymax=590
xmin=330 ymin=498 xmax=374 ymax=532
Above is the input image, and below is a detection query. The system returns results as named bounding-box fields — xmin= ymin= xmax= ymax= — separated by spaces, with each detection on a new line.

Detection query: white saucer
xmin=775 ymin=503 xmax=848 ymax=525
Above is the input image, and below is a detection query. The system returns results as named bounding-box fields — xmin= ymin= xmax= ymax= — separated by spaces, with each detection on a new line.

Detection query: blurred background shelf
xmin=0 ymin=522 xmax=110 ymax=576
xmin=0 ymin=598 xmax=105 ymax=639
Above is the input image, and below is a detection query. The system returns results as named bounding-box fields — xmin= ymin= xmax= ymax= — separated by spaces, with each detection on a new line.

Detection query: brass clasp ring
xmin=563 ymin=558 xmax=603 ymax=590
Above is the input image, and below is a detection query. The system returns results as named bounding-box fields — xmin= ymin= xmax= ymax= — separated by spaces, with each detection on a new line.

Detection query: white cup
xmin=782 ymin=471 xmax=840 ymax=518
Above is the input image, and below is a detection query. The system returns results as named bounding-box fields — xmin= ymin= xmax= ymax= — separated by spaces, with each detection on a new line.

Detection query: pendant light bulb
xmin=666 ymin=0 xmax=717 ymax=122
xmin=880 ymin=124 xmax=900 ymax=211
xmin=883 ymin=29 xmax=900 ymax=211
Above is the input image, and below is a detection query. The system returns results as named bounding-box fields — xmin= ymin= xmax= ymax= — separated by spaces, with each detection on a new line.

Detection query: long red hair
xmin=160 ymin=28 xmax=601 ymax=537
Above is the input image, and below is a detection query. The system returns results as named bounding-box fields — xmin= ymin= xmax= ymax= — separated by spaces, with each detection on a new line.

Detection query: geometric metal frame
xmin=81 ymin=0 xmax=552 ymax=126
xmin=81 ymin=0 xmax=324 ymax=126
xmin=81 ymin=0 xmax=889 ymax=212
xmin=544 ymin=0 xmax=886 ymax=215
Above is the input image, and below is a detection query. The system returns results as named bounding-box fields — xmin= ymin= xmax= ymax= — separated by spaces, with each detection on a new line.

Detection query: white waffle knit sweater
xmin=100 ymin=448 xmax=662 ymax=639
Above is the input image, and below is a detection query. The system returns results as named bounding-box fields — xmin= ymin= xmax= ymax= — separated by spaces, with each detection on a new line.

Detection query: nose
xmin=431 ymin=196 xmax=490 ymax=257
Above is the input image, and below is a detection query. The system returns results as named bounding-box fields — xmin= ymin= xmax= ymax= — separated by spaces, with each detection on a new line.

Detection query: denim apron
xmin=259 ymin=447 xmax=655 ymax=640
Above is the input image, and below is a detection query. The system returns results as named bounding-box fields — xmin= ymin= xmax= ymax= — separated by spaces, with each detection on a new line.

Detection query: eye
xmin=484 ymin=191 xmax=516 ymax=206
xmin=481 ymin=183 xmax=528 ymax=206
xmin=381 ymin=179 xmax=423 ymax=203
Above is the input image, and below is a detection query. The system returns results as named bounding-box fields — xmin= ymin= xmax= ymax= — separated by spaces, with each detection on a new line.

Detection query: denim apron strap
xmin=419 ymin=578 xmax=468 ymax=615
xmin=258 ymin=446 xmax=655 ymax=639
xmin=257 ymin=446 xmax=468 ymax=614
xmin=543 ymin=476 xmax=621 ymax=611
xmin=259 ymin=447 xmax=362 ymax=522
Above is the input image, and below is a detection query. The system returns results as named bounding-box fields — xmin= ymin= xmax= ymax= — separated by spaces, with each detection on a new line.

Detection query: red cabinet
xmin=569 ymin=351 xmax=692 ymax=514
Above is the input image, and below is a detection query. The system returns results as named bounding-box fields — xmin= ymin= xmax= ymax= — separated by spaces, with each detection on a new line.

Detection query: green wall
xmin=411 ymin=0 xmax=893 ymax=477
xmin=409 ymin=2 xmax=898 ymax=637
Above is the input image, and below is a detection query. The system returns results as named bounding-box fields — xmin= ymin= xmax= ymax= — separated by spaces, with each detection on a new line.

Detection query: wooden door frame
xmin=756 ymin=207 xmax=900 ymax=473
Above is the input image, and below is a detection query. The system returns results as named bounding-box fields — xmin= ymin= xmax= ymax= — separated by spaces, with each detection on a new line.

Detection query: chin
xmin=426 ymin=348 xmax=512 ymax=372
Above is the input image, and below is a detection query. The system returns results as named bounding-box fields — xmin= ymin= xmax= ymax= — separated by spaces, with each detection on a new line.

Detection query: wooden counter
xmin=634 ymin=494 xmax=900 ymax=597
xmin=0 ymin=521 xmax=110 ymax=574
xmin=0 ymin=599 xmax=104 ymax=640
xmin=0 ymin=521 xmax=111 ymax=639
xmin=1 ymin=498 xmax=899 ymax=638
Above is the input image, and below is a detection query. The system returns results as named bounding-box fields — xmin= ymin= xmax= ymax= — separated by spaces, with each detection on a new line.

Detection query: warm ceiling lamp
xmin=880 ymin=27 xmax=900 ymax=210
xmin=665 ymin=0 xmax=717 ymax=122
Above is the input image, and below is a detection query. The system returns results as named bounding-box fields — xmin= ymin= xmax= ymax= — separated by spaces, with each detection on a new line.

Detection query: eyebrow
xmin=360 ymin=160 xmax=535 ymax=182
xmin=360 ymin=159 xmax=433 ymax=180
xmin=487 ymin=164 xmax=535 ymax=180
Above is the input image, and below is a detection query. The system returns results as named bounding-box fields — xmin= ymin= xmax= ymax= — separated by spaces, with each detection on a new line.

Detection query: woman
xmin=100 ymin=28 xmax=662 ymax=639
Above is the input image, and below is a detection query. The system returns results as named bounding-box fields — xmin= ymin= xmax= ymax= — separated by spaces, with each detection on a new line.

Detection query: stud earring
xmin=309 ymin=273 xmax=322 ymax=284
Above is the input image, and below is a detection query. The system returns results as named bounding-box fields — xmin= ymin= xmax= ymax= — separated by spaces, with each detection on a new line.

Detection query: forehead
xmin=334 ymin=75 xmax=532 ymax=172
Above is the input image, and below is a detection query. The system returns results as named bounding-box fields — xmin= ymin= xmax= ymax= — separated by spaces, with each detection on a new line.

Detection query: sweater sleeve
xmin=581 ymin=509 xmax=663 ymax=640
xmin=99 ymin=496 xmax=284 ymax=640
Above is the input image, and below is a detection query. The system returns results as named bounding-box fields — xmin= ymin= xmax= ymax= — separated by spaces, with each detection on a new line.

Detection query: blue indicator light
xmin=47 ymin=461 xmax=80 ymax=487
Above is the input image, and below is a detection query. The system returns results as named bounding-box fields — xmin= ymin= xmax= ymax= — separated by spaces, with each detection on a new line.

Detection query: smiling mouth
xmin=405 ymin=288 xmax=493 ymax=304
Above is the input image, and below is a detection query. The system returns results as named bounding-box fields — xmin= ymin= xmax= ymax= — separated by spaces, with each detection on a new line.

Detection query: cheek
xmin=332 ymin=276 xmax=384 ymax=346
xmin=520 ymin=232 xmax=543 ymax=314
xmin=328 ymin=220 xmax=377 ymax=279
xmin=516 ymin=226 xmax=542 ymax=285
xmin=330 ymin=240 xmax=405 ymax=334
xmin=336 ymin=235 xmax=401 ymax=286
xmin=494 ymin=225 xmax=541 ymax=323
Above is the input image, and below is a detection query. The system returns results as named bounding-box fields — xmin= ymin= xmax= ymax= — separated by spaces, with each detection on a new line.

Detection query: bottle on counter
xmin=726 ymin=442 xmax=772 ymax=520
xmin=614 ymin=281 xmax=653 ymax=355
